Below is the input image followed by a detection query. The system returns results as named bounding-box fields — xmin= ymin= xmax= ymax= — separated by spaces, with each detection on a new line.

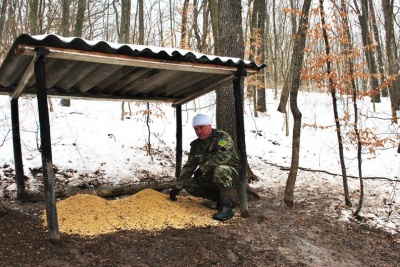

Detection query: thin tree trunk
xmin=272 ymin=0 xmax=279 ymax=100
xmin=322 ymin=0 xmax=352 ymax=206
xmin=277 ymin=0 xmax=297 ymax=121
xmin=73 ymin=0 xmax=86 ymax=36
xmin=249 ymin=0 xmax=259 ymax=116
xmin=352 ymin=66 xmax=364 ymax=217
xmin=255 ymin=0 xmax=266 ymax=113
xmin=119 ymin=0 xmax=131 ymax=121
xmin=180 ymin=0 xmax=190 ymax=49
xmin=59 ymin=0 xmax=71 ymax=107
xmin=354 ymin=0 xmax=381 ymax=104
xmin=201 ymin=0 xmax=209 ymax=52
xmin=29 ymin=0 xmax=39 ymax=35
xmin=0 ymin=0 xmax=8 ymax=42
xmin=169 ymin=0 xmax=176 ymax=47
xmin=369 ymin=1 xmax=386 ymax=96
xmin=283 ymin=0 xmax=312 ymax=208
xmin=209 ymin=0 xmax=219 ymax=54
xmin=382 ymin=0 xmax=400 ymax=122
xmin=138 ymin=0 xmax=144 ymax=44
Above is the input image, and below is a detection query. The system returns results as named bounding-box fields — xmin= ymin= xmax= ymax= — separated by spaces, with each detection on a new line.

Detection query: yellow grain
xmin=43 ymin=188 xmax=223 ymax=236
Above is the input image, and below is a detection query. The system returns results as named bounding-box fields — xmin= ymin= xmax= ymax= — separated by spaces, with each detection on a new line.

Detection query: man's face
xmin=194 ymin=125 xmax=212 ymax=140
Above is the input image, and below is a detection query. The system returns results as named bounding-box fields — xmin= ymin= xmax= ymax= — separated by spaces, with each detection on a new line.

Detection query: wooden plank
xmin=11 ymin=57 xmax=35 ymax=99
xmin=11 ymin=98 xmax=27 ymax=202
xmin=34 ymin=47 xmax=60 ymax=241
xmin=233 ymin=69 xmax=249 ymax=217
xmin=175 ymin=104 xmax=182 ymax=178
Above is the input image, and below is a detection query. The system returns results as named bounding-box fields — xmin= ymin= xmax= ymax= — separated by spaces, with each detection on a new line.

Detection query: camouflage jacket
xmin=177 ymin=129 xmax=239 ymax=190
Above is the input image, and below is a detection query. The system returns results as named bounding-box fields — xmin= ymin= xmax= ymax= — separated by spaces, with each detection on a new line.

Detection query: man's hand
xmin=169 ymin=187 xmax=181 ymax=201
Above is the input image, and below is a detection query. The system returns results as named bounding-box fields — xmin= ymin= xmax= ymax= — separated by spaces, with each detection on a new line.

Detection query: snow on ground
xmin=0 ymin=89 xmax=399 ymax=236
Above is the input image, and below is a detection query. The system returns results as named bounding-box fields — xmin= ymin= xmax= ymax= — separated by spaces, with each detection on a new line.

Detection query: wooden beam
xmin=34 ymin=47 xmax=60 ymax=242
xmin=11 ymin=57 xmax=35 ymax=99
xmin=11 ymin=98 xmax=27 ymax=202
xmin=175 ymin=104 xmax=182 ymax=178
xmin=233 ymin=68 xmax=249 ymax=217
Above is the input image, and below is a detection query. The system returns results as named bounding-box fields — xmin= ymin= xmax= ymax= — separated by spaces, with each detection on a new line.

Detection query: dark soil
xmin=1 ymin=185 xmax=399 ymax=267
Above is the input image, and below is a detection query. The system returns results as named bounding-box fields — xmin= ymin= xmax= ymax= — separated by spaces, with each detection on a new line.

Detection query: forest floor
xmin=1 ymin=169 xmax=399 ymax=267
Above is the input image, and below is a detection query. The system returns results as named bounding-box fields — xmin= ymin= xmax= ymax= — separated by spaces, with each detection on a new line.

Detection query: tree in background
xmin=283 ymin=0 xmax=312 ymax=208
xmin=276 ymin=0 xmax=301 ymax=137
xmin=353 ymin=0 xmax=381 ymax=104
xmin=29 ymin=0 xmax=39 ymax=35
xmin=369 ymin=1 xmax=386 ymax=97
xmin=60 ymin=0 xmax=71 ymax=107
xmin=0 ymin=0 xmax=7 ymax=42
xmin=382 ymin=0 xmax=400 ymax=123
xmin=73 ymin=0 xmax=86 ymax=37
xmin=179 ymin=0 xmax=189 ymax=49
xmin=248 ymin=0 xmax=267 ymax=116
xmin=318 ymin=0 xmax=352 ymax=207
xmin=216 ymin=0 xmax=244 ymax=144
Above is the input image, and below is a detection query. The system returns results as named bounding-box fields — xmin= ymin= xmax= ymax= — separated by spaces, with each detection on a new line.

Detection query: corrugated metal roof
xmin=0 ymin=34 xmax=265 ymax=105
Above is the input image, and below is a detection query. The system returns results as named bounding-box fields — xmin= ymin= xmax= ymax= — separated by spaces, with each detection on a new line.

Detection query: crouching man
xmin=169 ymin=114 xmax=239 ymax=221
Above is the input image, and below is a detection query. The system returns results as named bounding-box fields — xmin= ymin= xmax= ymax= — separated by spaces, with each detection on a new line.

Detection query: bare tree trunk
xmin=277 ymin=0 xmax=297 ymax=125
xmin=169 ymin=0 xmax=176 ymax=47
xmin=0 ymin=0 xmax=7 ymax=42
xmin=321 ymin=0 xmax=352 ymax=207
xmin=120 ymin=0 xmax=131 ymax=43
xmin=138 ymin=0 xmax=144 ymax=44
xmin=354 ymin=0 xmax=381 ymax=104
xmin=349 ymin=0 xmax=365 ymax=214
xmin=216 ymin=0 xmax=244 ymax=141
xmin=119 ymin=0 xmax=131 ymax=121
xmin=60 ymin=0 xmax=71 ymax=107
xmin=272 ymin=0 xmax=279 ymax=99
xmin=249 ymin=0 xmax=259 ymax=116
xmin=216 ymin=0 xmax=257 ymax=183
xmin=369 ymin=1 xmax=386 ymax=96
xmin=283 ymin=0 xmax=312 ymax=208
xmin=61 ymin=0 xmax=70 ymax=36
xmin=209 ymin=0 xmax=219 ymax=54
xmin=192 ymin=0 xmax=206 ymax=52
xmin=382 ymin=0 xmax=400 ymax=123
xmin=200 ymin=0 xmax=209 ymax=52
xmin=179 ymin=0 xmax=189 ymax=48
xmin=73 ymin=0 xmax=86 ymax=36
xmin=256 ymin=0 xmax=266 ymax=113
xmin=29 ymin=0 xmax=39 ymax=35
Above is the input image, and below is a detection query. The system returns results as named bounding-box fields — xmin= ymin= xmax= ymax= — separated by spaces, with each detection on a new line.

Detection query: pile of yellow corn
xmin=43 ymin=189 xmax=223 ymax=236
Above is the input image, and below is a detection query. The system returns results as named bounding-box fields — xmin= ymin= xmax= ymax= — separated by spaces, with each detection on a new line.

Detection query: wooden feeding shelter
xmin=0 ymin=34 xmax=265 ymax=241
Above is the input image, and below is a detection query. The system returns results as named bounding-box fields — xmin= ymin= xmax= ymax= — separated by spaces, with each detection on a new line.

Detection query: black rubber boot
xmin=212 ymin=187 xmax=234 ymax=221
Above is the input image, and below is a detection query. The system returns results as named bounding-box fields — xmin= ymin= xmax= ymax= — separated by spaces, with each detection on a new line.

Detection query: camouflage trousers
xmin=183 ymin=165 xmax=239 ymax=201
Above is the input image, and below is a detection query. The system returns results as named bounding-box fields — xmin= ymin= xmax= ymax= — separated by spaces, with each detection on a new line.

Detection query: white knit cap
xmin=192 ymin=114 xmax=212 ymax=127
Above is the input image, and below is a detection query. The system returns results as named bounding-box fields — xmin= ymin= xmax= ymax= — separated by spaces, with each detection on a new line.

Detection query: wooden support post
xmin=233 ymin=68 xmax=249 ymax=217
xmin=11 ymin=98 xmax=27 ymax=202
xmin=34 ymin=47 xmax=60 ymax=241
xmin=175 ymin=104 xmax=182 ymax=178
